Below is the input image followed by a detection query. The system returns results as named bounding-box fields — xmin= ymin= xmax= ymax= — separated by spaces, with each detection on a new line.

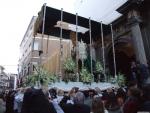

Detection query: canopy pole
xmin=38 ymin=3 xmax=46 ymax=87
xmin=100 ymin=21 xmax=106 ymax=81
xmin=89 ymin=17 xmax=93 ymax=81
xmin=46 ymin=35 xmax=49 ymax=54
xmin=110 ymin=24 xmax=117 ymax=78
xmin=76 ymin=13 xmax=79 ymax=82
xmin=39 ymin=3 xmax=46 ymax=66
xmin=59 ymin=8 xmax=63 ymax=81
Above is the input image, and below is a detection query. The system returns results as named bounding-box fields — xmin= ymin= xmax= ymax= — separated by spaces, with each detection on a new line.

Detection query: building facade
xmin=0 ymin=66 xmax=9 ymax=89
xmin=19 ymin=16 xmax=38 ymax=77
xmin=104 ymin=0 xmax=150 ymax=78
xmin=9 ymin=74 xmax=17 ymax=90
xmin=19 ymin=16 xmax=72 ymax=77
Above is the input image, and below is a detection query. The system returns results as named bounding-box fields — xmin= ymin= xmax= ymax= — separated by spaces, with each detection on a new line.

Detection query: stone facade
xmin=103 ymin=0 xmax=150 ymax=76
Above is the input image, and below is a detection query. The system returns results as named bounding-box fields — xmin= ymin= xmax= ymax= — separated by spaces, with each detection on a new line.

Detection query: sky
xmin=0 ymin=0 xmax=77 ymax=73
xmin=0 ymin=0 xmax=126 ymax=74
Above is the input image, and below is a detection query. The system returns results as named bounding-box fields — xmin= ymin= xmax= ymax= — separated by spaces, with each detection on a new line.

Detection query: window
xmin=33 ymin=41 xmax=39 ymax=50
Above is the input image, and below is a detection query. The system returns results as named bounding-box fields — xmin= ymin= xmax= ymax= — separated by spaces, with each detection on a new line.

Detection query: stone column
xmin=129 ymin=16 xmax=147 ymax=64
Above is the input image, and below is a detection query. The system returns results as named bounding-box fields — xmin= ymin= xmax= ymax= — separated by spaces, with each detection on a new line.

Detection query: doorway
xmin=108 ymin=41 xmax=135 ymax=81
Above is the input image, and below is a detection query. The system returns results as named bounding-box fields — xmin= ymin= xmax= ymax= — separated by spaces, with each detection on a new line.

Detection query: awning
xmin=34 ymin=6 xmax=111 ymax=43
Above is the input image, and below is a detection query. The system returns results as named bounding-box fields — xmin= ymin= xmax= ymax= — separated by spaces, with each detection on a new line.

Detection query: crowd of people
xmin=0 ymin=61 xmax=149 ymax=113
xmin=0 ymin=81 xmax=150 ymax=113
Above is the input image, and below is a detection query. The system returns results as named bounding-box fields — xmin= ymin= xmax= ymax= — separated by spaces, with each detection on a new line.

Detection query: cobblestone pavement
xmin=0 ymin=99 xmax=5 ymax=113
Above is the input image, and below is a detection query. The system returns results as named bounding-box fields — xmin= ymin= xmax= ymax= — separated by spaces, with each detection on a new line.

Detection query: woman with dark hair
xmin=91 ymin=97 xmax=107 ymax=113
xmin=49 ymin=88 xmax=57 ymax=100
xmin=21 ymin=88 xmax=57 ymax=113
xmin=105 ymin=92 xmax=121 ymax=113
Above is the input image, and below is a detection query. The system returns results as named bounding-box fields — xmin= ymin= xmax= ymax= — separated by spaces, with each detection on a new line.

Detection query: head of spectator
xmin=74 ymin=91 xmax=85 ymax=104
xmin=106 ymin=88 xmax=113 ymax=94
xmin=74 ymin=87 xmax=79 ymax=93
xmin=92 ymin=97 xmax=104 ymax=113
xmin=101 ymin=90 xmax=109 ymax=105
xmin=127 ymin=81 xmax=138 ymax=89
xmin=88 ymin=89 xmax=96 ymax=98
xmin=105 ymin=92 xmax=120 ymax=111
xmin=127 ymin=87 xmax=141 ymax=99
xmin=95 ymin=87 xmax=101 ymax=94
xmin=57 ymin=89 xmax=64 ymax=97
xmin=49 ymin=88 xmax=57 ymax=100
xmin=116 ymin=88 xmax=127 ymax=106
xmin=68 ymin=88 xmax=76 ymax=98
xmin=131 ymin=61 xmax=137 ymax=68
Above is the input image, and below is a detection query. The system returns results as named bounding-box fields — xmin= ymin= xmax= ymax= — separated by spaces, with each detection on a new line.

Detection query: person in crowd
xmin=137 ymin=62 xmax=150 ymax=85
xmin=56 ymin=89 xmax=65 ymax=104
xmin=101 ymin=90 xmax=109 ymax=107
xmin=48 ymin=92 xmax=64 ymax=113
xmin=95 ymin=87 xmax=102 ymax=97
xmin=139 ymin=84 xmax=150 ymax=111
xmin=61 ymin=91 xmax=90 ymax=113
xmin=123 ymin=87 xmax=141 ymax=113
xmin=14 ymin=88 xmax=24 ymax=113
xmin=73 ymin=91 xmax=91 ymax=113
xmin=91 ymin=96 xmax=108 ymax=113
xmin=59 ymin=95 xmax=71 ymax=105
xmin=84 ymin=90 xmax=96 ymax=108
xmin=60 ymin=102 xmax=74 ymax=113
xmin=59 ymin=95 xmax=75 ymax=113
xmin=74 ymin=87 xmax=79 ymax=93
xmin=116 ymin=88 xmax=126 ymax=107
xmin=105 ymin=92 xmax=122 ymax=113
xmin=127 ymin=80 xmax=138 ymax=90
xmin=130 ymin=61 xmax=138 ymax=81
xmin=68 ymin=87 xmax=76 ymax=101
xmin=21 ymin=87 xmax=57 ymax=113
xmin=5 ymin=90 xmax=16 ymax=113
xmin=73 ymin=91 xmax=85 ymax=104
xmin=49 ymin=88 xmax=57 ymax=100
xmin=47 ymin=88 xmax=65 ymax=113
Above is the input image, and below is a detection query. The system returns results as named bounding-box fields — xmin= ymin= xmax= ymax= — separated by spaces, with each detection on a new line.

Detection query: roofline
xmin=116 ymin=1 xmax=130 ymax=13
xmin=20 ymin=16 xmax=37 ymax=47
xmin=116 ymin=0 xmax=146 ymax=14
